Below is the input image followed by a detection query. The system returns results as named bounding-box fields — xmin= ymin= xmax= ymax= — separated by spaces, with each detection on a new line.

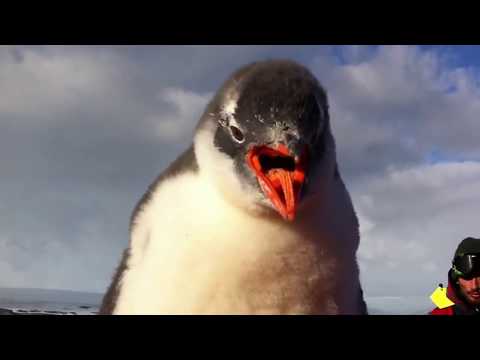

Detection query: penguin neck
xmin=194 ymin=121 xmax=265 ymax=216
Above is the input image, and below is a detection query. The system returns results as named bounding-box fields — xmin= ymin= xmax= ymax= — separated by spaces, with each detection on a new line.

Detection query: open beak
xmin=246 ymin=143 xmax=308 ymax=221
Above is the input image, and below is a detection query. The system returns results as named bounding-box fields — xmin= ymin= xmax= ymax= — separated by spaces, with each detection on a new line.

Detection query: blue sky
xmin=421 ymin=45 xmax=480 ymax=67
xmin=0 ymin=45 xmax=479 ymax=303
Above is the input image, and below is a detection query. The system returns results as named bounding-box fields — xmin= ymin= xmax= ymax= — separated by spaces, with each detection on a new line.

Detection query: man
xmin=430 ymin=237 xmax=480 ymax=315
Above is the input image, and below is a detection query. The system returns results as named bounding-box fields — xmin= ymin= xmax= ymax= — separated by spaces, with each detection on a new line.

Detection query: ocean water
xmin=366 ymin=296 xmax=433 ymax=315
xmin=0 ymin=287 xmax=101 ymax=315
xmin=0 ymin=288 xmax=433 ymax=315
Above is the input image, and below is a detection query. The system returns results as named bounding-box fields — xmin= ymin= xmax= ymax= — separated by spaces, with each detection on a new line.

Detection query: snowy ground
xmin=0 ymin=288 xmax=433 ymax=315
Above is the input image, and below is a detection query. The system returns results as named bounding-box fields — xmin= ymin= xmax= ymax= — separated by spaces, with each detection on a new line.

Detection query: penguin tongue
xmin=247 ymin=146 xmax=307 ymax=221
xmin=264 ymin=168 xmax=296 ymax=220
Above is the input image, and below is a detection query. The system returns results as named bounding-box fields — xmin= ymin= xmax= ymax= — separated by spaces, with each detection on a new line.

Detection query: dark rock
xmin=0 ymin=308 xmax=15 ymax=315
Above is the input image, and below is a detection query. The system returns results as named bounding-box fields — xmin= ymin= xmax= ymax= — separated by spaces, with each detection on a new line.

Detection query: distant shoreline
xmin=0 ymin=308 xmax=15 ymax=315
xmin=0 ymin=307 xmax=97 ymax=315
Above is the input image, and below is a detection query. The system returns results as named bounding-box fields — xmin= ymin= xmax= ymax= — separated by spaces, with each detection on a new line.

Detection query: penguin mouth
xmin=246 ymin=144 xmax=308 ymax=221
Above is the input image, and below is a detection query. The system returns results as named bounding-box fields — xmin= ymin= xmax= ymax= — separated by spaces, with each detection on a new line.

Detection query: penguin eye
xmin=229 ymin=125 xmax=245 ymax=143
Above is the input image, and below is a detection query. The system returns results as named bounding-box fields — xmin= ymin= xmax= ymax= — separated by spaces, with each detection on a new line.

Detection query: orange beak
xmin=246 ymin=144 xmax=308 ymax=221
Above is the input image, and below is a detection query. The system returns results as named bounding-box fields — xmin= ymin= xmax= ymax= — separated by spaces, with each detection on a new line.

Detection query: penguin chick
xmin=100 ymin=59 xmax=367 ymax=315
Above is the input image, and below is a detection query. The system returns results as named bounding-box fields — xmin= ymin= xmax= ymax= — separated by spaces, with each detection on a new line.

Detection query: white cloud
xmin=0 ymin=46 xmax=121 ymax=118
xmin=145 ymin=87 xmax=213 ymax=143
xmin=354 ymin=161 xmax=480 ymax=296
xmin=422 ymin=261 xmax=438 ymax=273
xmin=337 ymin=45 xmax=377 ymax=65
xmin=0 ymin=211 xmax=123 ymax=292
xmin=310 ymin=45 xmax=480 ymax=180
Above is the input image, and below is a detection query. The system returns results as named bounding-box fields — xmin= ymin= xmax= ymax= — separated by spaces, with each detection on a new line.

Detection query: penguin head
xmin=194 ymin=59 xmax=336 ymax=221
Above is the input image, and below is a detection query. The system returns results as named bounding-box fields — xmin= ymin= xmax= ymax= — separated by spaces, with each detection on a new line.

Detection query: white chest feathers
xmin=113 ymin=172 xmax=362 ymax=315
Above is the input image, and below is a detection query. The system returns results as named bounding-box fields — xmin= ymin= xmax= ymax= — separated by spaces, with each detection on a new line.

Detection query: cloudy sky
xmin=1 ymin=45 xmax=479 ymax=301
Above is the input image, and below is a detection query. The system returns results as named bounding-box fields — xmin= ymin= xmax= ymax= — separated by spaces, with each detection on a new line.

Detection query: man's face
xmin=458 ymin=276 xmax=480 ymax=306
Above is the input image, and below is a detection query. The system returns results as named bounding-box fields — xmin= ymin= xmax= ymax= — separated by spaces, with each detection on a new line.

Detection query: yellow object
xmin=430 ymin=285 xmax=455 ymax=309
